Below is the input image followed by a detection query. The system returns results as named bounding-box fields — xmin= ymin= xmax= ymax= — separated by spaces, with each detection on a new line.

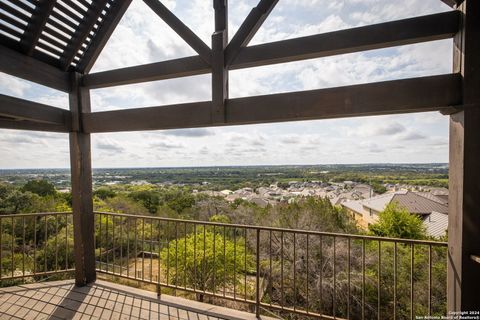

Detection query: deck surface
xmin=0 ymin=279 xmax=274 ymax=320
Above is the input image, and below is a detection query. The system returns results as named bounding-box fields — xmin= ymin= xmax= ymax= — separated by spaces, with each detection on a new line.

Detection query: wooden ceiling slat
xmin=56 ymin=0 xmax=84 ymax=20
xmin=47 ymin=17 xmax=75 ymax=36
xmin=36 ymin=42 xmax=61 ymax=58
xmin=0 ymin=23 xmax=23 ymax=39
xmin=51 ymin=10 xmax=78 ymax=30
xmin=61 ymin=0 xmax=109 ymax=70
xmin=0 ymin=12 xmax=27 ymax=31
xmin=53 ymin=5 xmax=81 ymax=27
xmin=22 ymin=0 xmax=57 ymax=55
xmin=64 ymin=0 xmax=89 ymax=15
xmin=37 ymin=40 xmax=63 ymax=55
xmin=41 ymin=32 xmax=67 ymax=48
xmin=0 ymin=2 xmax=29 ymax=19
xmin=44 ymin=24 xmax=71 ymax=43
xmin=5 ymin=0 xmax=35 ymax=14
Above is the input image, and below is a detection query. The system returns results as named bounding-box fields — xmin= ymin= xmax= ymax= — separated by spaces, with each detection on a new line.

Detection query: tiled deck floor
xmin=0 ymin=280 xmax=274 ymax=320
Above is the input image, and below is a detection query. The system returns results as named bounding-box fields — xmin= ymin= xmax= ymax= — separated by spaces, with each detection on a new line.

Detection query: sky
xmin=0 ymin=0 xmax=453 ymax=168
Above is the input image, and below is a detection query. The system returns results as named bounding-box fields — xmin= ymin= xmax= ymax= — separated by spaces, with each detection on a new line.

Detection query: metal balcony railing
xmin=94 ymin=212 xmax=448 ymax=320
xmin=0 ymin=212 xmax=75 ymax=283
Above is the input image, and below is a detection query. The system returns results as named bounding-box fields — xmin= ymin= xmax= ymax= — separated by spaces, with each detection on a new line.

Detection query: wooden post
xmin=211 ymin=0 xmax=228 ymax=124
xmin=69 ymin=72 xmax=96 ymax=286
xmin=448 ymin=0 xmax=480 ymax=311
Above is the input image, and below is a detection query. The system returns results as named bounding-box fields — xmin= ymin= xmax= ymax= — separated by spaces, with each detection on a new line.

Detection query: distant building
xmin=342 ymin=190 xmax=448 ymax=232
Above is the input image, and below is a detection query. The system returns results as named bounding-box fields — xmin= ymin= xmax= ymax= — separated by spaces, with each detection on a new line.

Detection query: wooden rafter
xmin=82 ymin=11 xmax=460 ymax=89
xmin=61 ymin=0 xmax=110 ymax=71
xmin=21 ymin=0 xmax=56 ymax=56
xmin=143 ymin=0 xmax=212 ymax=65
xmin=83 ymin=74 xmax=461 ymax=133
xmin=0 ymin=45 xmax=71 ymax=92
xmin=225 ymin=0 xmax=278 ymax=66
xmin=78 ymin=0 xmax=133 ymax=73
xmin=211 ymin=0 xmax=228 ymax=124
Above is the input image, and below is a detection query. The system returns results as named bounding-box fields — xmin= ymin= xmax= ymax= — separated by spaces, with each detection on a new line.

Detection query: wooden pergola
xmin=0 ymin=0 xmax=478 ymax=312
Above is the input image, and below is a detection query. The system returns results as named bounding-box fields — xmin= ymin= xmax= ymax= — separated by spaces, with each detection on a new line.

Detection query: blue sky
xmin=0 ymin=0 xmax=452 ymax=168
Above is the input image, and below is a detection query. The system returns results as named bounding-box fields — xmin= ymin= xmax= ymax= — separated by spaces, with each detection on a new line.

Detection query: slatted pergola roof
xmin=0 ymin=0 xmax=129 ymax=73
xmin=0 ymin=0 xmax=479 ymax=312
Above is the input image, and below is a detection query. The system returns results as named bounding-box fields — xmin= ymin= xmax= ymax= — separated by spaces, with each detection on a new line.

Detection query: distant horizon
xmin=0 ymin=162 xmax=449 ymax=171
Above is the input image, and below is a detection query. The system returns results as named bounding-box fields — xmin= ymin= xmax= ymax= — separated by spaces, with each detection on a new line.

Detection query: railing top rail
xmin=94 ymin=211 xmax=447 ymax=246
xmin=0 ymin=212 xmax=72 ymax=218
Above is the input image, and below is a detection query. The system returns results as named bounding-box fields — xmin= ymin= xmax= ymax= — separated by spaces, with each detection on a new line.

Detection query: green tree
xmin=22 ymin=180 xmax=56 ymax=197
xmin=129 ymin=190 xmax=160 ymax=214
xmin=94 ymin=187 xmax=117 ymax=200
xmin=161 ymin=228 xmax=254 ymax=301
xmin=369 ymin=202 xmax=426 ymax=239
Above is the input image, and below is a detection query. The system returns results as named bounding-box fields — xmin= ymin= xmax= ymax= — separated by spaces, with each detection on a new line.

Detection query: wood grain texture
xmin=84 ymin=74 xmax=461 ymax=133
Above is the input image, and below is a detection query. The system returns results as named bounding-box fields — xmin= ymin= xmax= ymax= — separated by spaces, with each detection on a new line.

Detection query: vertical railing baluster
xmin=269 ymin=230 xmax=272 ymax=307
xmin=394 ymin=241 xmax=397 ymax=320
xmin=213 ymin=225 xmax=216 ymax=294
xmin=152 ymin=220 xmax=155 ymax=282
xmin=293 ymin=232 xmax=297 ymax=311
xmin=113 ymin=215 xmax=116 ymax=274
xmin=362 ymin=238 xmax=365 ymax=320
xmin=55 ymin=214 xmax=58 ymax=272
xmin=193 ymin=223 xmax=197 ymax=292
xmin=44 ymin=216 xmax=47 ymax=274
xmin=99 ymin=213 xmax=102 ymax=271
xmin=281 ymin=231 xmax=284 ymax=309
xmin=347 ymin=237 xmax=351 ymax=319
xmin=12 ymin=216 xmax=15 ymax=277
xmin=22 ymin=216 xmax=26 ymax=278
xmin=233 ymin=227 xmax=237 ymax=299
xmin=378 ymin=241 xmax=381 ymax=320
xmin=142 ymin=218 xmax=145 ymax=281
xmin=127 ymin=218 xmax=130 ymax=277
xmin=65 ymin=213 xmax=68 ymax=270
xmin=306 ymin=234 xmax=309 ymax=314
xmin=334 ymin=236 xmax=337 ymax=317
xmin=120 ymin=217 xmax=123 ymax=276
xmin=244 ymin=228 xmax=247 ymax=301
xmin=174 ymin=221 xmax=178 ymax=293
xmin=319 ymin=234 xmax=323 ymax=315
xmin=255 ymin=228 xmax=260 ymax=318
xmin=411 ymin=243 xmax=414 ymax=320
xmin=106 ymin=214 xmax=109 ymax=272
xmin=183 ymin=222 xmax=186 ymax=289
xmin=157 ymin=220 xmax=162 ymax=296
xmin=223 ymin=225 xmax=226 ymax=297
xmin=203 ymin=224 xmax=206 ymax=295
xmin=33 ymin=217 xmax=36 ymax=274
xmin=428 ymin=245 xmax=432 ymax=316
xmin=134 ymin=218 xmax=138 ymax=279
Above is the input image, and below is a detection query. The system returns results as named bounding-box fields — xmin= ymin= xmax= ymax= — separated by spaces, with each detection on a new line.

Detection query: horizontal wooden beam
xmin=231 ymin=10 xmax=461 ymax=69
xmin=82 ymin=56 xmax=209 ymax=89
xmin=143 ymin=0 xmax=212 ymax=64
xmin=0 ymin=94 xmax=72 ymax=129
xmin=440 ymin=0 xmax=461 ymax=8
xmin=82 ymin=11 xmax=459 ymax=89
xmin=84 ymin=74 xmax=461 ymax=133
xmin=0 ymin=118 xmax=70 ymax=132
xmin=0 ymin=45 xmax=71 ymax=92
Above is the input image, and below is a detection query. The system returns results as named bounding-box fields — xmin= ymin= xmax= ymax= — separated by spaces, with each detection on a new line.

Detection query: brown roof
xmin=392 ymin=192 xmax=448 ymax=215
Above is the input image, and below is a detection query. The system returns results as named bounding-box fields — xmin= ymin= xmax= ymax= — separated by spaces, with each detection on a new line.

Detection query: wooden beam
xmin=69 ymin=72 xmax=95 ymax=286
xmin=83 ymin=74 xmax=461 ymax=133
xmin=143 ymin=0 xmax=211 ymax=65
xmin=231 ymin=10 xmax=461 ymax=69
xmin=0 ymin=119 xmax=69 ymax=132
xmin=0 ymin=45 xmax=71 ymax=92
xmin=448 ymin=0 xmax=480 ymax=312
xmin=62 ymin=0 xmax=109 ymax=70
xmin=21 ymin=0 xmax=56 ymax=55
xmin=211 ymin=0 xmax=228 ymax=124
xmin=0 ymin=94 xmax=71 ymax=127
xmin=78 ymin=0 xmax=133 ymax=74
xmin=82 ymin=55 xmax=209 ymax=89
xmin=440 ymin=0 xmax=460 ymax=8
xmin=225 ymin=0 xmax=278 ymax=66
xmin=82 ymin=11 xmax=459 ymax=90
